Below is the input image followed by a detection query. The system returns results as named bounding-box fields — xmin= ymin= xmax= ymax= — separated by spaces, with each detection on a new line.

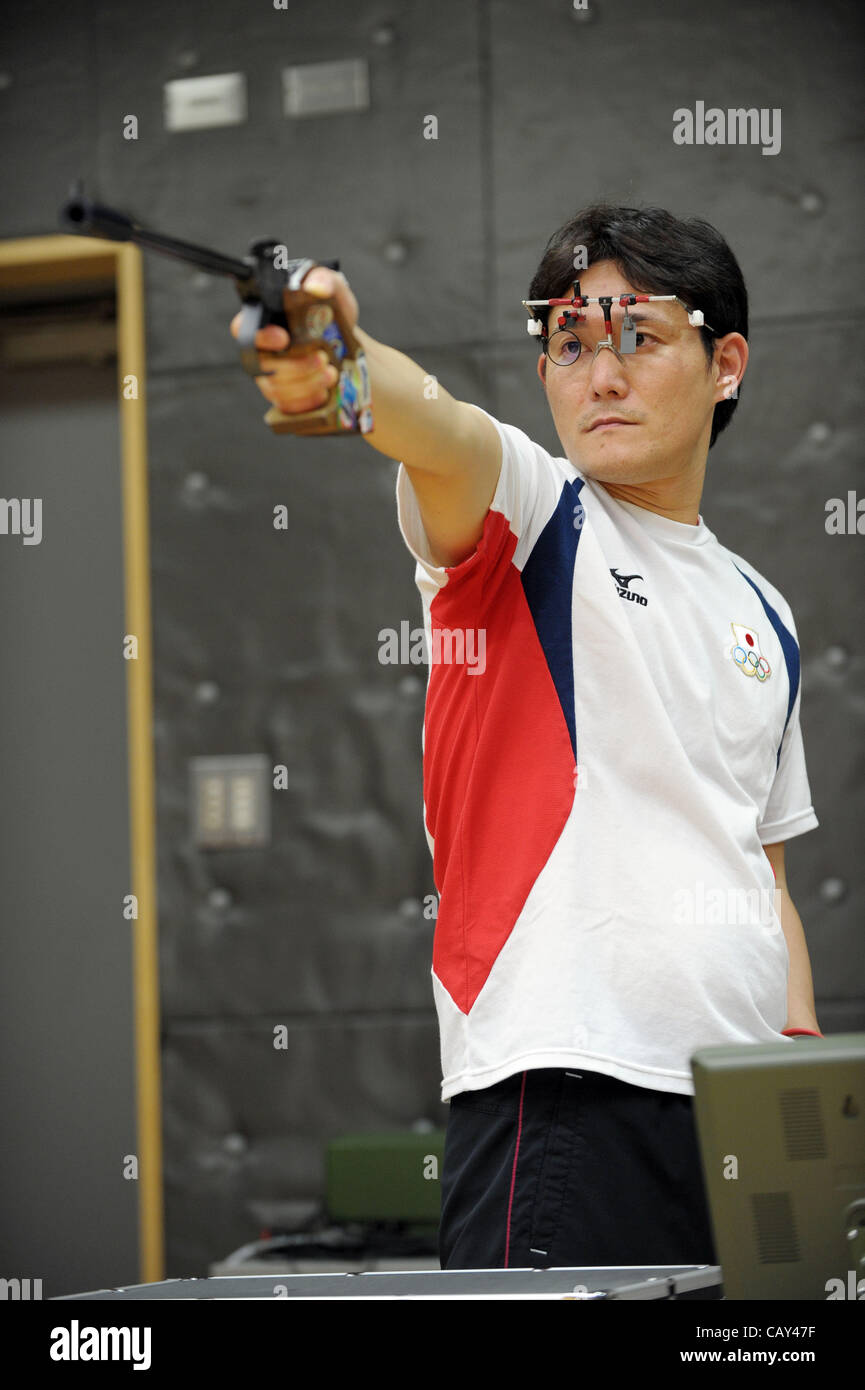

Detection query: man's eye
xmin=635 ymin=333 xmax=655 ymax=347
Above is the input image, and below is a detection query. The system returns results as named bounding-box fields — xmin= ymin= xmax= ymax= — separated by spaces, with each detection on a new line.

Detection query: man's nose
xmin=587 ymin=340 xmax=628 ymax=387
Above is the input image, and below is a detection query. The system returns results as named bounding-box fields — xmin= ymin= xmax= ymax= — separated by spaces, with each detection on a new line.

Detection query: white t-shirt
xmin=395 ymin=407 xmax=819 ymax=1100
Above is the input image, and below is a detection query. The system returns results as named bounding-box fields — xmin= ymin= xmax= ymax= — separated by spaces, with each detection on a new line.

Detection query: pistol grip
xmin=263 ymin=286 xmax=372 ymax=436
xmin=263 ymin=349 xmax=373 ymax=436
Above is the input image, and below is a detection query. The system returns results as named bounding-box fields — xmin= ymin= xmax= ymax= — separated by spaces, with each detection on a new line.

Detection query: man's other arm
xmin=764 ymin=840 xmax=822 ymax=1033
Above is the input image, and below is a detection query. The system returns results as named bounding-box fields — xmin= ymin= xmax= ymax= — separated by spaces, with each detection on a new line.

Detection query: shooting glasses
xmin=522 ymin=281 xmax=717 ymax=366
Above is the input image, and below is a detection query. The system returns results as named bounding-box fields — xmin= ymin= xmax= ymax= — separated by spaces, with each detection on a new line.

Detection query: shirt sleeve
xmin=757 ymin=679 xmax=820 ymax=843
xmin=394 ymin=405 xmax=566 ymax=593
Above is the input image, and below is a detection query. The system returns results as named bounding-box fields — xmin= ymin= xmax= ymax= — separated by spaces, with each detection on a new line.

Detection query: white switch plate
xmin=190 ymin=754 xmax=270 ymax=847
xmin=164 ymin=72 xmax=247 ymax=132
xmin=282 ymin=58 xmax=369 ymax=119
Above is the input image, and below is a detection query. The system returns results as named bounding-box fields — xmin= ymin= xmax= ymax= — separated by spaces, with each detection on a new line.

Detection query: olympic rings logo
xmin=732 ymin=645 xmax=771 ymax=681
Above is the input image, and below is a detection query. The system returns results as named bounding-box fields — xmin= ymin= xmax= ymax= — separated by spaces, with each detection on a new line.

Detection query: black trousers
xmin=438 ymin=1067 xmax=718 ymax=1270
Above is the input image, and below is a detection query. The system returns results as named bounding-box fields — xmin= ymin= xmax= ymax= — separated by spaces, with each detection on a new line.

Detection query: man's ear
xmin=537 ymin=354 xmax=547 ymax=387
xmin=712 ymin=332 xmax=748 ymax=402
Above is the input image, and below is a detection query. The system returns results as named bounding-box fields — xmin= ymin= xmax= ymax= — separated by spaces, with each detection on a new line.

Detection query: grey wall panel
xmin=162 ymin=1019 xmax=442 ymax=1273
xmin=84 ymin=0 xmax=485 ymax=371
xmin=0 ymin=0 xmax=96 ymax=237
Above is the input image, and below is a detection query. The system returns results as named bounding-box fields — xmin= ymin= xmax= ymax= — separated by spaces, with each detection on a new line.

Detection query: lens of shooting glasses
xmin=546 ymin=329 xmax=585 ymax=366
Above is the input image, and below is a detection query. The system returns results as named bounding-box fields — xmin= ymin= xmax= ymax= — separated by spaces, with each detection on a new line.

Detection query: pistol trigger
xmin=238 ymin=300 xmax=271 ymax=377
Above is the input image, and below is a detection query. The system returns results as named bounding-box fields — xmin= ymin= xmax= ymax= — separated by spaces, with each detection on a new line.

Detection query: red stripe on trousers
xmin=504 ymin=1071 xmax=528 ymax=1268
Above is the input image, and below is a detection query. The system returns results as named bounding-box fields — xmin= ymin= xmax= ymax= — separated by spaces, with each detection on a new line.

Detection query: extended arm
xmin=355 ymin=326 xmax=502 ymax=567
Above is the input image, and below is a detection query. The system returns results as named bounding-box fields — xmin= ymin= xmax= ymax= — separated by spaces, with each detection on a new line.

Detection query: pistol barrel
xmin=60 ymin=194 xmax=252 ymax=281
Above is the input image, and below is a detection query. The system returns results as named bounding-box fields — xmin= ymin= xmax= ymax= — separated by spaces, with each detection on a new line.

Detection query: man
xmin=232 ymin=203 xmax=822 ymax=1272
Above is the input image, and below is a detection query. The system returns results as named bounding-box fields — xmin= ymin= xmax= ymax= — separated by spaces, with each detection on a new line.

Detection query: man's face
xmin=536 ymin=260 xmax=733 ymax=486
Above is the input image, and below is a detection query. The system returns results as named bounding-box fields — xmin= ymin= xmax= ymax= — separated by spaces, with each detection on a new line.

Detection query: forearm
xmin=777 ymin=891 xmax=821 ymax=1032
xmin=354 ymin=326 xmax=469 ymax=474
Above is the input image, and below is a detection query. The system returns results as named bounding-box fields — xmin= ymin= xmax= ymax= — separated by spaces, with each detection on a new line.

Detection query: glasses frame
xmin=521 ymin=286 xmax=717 ymax=366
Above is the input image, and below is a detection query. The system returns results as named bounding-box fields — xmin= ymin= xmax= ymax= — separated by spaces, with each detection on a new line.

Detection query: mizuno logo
xmin=610 ymin=567 xmax=648 ymax=606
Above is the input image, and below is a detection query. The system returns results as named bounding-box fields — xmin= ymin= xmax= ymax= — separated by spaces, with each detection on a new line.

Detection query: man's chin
xmin=570 ymin=441 xmax=646 ymax=480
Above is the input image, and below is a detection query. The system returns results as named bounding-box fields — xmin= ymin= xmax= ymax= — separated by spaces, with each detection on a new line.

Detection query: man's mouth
xmin=587 ymin=417 xmax=639 ymax=432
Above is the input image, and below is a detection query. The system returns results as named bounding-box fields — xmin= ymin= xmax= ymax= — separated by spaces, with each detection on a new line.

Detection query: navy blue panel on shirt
xmin=733 ymin=563 xmax=800 ymax=767
xmin=520 ymin=477 xmax=586 ymax=762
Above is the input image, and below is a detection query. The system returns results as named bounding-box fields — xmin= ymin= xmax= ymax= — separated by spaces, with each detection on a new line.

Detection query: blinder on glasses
xmin=521 ymin=281 xmax=716 ymax=366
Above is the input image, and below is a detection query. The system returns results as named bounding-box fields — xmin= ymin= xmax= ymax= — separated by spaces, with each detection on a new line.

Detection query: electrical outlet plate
xmin=282 ymin=58 xmax=370 ymax=119
xmin=164 ymin=72 xmax=247 ymax=132
xmin=190 ymin=754 xmax=270 ymax=848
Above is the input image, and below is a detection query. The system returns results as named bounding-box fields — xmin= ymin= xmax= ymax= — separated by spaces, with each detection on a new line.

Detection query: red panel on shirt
xmin=423 ymin=510 xmax=576 ymax=1014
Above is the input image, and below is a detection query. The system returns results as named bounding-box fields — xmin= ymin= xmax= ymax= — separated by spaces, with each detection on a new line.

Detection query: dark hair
xmin=527 ymin=204 xmax=748 ymax=449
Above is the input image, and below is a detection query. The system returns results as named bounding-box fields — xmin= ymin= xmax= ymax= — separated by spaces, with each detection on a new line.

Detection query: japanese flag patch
xmin=730 ymin=622 xmax=771 ymax=681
